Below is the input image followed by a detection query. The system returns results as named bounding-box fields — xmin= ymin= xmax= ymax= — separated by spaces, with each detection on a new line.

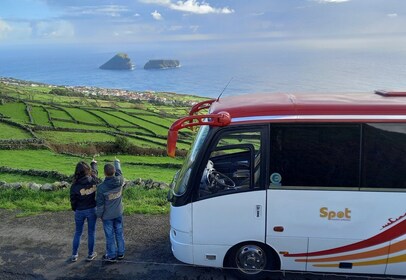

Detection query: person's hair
xmin=73 ymin=161 xmax=91 ymax=184
xmin=104 ymin=163 xmax=115 ymax=177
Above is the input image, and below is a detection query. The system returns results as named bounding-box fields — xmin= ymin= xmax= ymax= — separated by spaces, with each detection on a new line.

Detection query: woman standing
xmin=70 ymin=159 xmax=99 ymax=262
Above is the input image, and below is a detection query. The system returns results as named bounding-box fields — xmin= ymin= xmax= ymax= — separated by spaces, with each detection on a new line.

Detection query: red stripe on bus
xmin=285 ymin=219 xmax=406 ymax=258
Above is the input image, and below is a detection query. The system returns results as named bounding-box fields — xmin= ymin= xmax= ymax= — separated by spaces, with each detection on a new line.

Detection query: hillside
xmin=0 ymin=78 xmax=205 ymax=185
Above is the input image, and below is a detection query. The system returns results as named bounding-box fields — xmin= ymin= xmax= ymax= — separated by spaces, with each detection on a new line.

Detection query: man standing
xmin=96 ymin=158 xmax=125 ymax=262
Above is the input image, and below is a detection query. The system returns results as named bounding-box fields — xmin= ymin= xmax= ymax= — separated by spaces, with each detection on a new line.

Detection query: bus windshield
xmin=173 ymin=125 xmax=210 ymax=196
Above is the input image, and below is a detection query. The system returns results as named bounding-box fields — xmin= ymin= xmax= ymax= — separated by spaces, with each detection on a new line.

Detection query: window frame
xmin=192 ymin=124 xmax=268 ymax=202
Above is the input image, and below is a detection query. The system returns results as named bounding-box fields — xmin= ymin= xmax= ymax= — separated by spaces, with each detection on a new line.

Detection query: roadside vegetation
xmin=0 ymin=78 xmax=204 ymax=215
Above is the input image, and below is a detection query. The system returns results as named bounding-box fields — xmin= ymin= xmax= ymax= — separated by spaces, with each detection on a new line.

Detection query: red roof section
xmin=209 ymin=92 xmax=406 ymax=120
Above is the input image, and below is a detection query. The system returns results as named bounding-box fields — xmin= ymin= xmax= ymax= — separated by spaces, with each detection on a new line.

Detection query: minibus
xmin=166 ymin=91 xmax=406 ymax=279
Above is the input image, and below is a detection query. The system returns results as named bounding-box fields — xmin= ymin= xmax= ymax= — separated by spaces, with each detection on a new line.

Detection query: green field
xmin=47 ymin=107 xmax=73 ymax=120
xmin=36 ymin=131 xmax=116 ymax=144
xmin=64 ymin=107 xmax=105 ymax=124
xmin=0 ymin=150 xmax=180 ymax=182
xmin=0 ymin=79 xmax=205 ymax=214
xmin=0 ymin=102 xmax=30 ymax=123
xmin=0 ymin=187 xmax=169 ymax=215
xmin=31 ymin=106 xmax=51 ymax=126
xmin=0 ymin=122 xmax=32 ymax=139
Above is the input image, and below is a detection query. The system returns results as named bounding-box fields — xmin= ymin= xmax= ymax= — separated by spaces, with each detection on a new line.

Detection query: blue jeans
xmin=102 ymin=216 xmax=125 ymax=258
xmin=72 ymin=207 xmax=97 ymax=256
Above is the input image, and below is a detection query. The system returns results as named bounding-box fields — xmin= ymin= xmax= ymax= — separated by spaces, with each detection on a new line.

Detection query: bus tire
xmin=224 ymin=242 xmax=279 ymax=280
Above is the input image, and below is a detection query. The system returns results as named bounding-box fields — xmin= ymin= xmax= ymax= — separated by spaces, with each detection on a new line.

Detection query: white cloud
xmin=66 ymin=5 xmax=129 ymax=17
xmin=0 ymin=19 xmax=12 ymax=39
xmin=33 ymin=20 xmax=75 ymax=39
xmin=140 ymin=0 xmax=234 ymax=14
xmin=151 ymin=10 xmax=163 ymax=20
xmin=387 ymin=13 xmax=398 ymax=18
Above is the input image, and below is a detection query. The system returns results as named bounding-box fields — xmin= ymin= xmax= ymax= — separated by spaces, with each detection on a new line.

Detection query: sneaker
xmin=86 ymin=252 xmax=97 ymax=261
xmin=71 ymin=255 xmax=78 ymax=262
xmin=117 ymin=254 xmax=124 ymax=260
xmin=102 ymin=254 xmax=117 ymax=263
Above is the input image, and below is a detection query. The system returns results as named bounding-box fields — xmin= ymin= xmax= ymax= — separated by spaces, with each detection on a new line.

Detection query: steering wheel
xmin=207 ymin=170 xmax=236 ymax=192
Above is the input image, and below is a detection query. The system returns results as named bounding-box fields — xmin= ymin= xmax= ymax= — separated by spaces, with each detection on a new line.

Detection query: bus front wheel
xmin=225 ymin=242 xmax=278 ymax=280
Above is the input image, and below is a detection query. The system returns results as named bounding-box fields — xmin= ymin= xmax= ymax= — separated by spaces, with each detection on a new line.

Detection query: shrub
xmin=115 ymin=135 xmax=131 ymax=153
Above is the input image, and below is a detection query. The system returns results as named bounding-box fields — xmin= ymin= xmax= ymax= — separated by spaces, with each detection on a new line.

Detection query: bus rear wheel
xmin=226 ymin=243 xmax=276 ymax=280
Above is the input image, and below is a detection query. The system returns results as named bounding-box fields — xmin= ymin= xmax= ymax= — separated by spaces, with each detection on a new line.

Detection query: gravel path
xmin=0 ymin=209 xmax=403 ymax=280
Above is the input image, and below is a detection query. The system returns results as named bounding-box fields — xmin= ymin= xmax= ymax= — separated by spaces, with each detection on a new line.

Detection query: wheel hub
xmin=236 ymin=245 xmax=266 ymax=274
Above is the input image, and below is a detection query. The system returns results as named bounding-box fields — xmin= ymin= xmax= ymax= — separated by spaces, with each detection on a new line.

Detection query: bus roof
xmin=209 ymin=92 xmax=406 ymax=123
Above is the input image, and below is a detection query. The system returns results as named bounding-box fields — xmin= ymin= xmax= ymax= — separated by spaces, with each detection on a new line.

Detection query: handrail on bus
xmin=167 ymin=111 xmax=231 ymax=157
xmin=188 ymin=99 xmax=216 ymax=116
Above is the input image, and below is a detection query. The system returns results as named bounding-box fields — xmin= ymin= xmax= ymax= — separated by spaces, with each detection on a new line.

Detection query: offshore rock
xmin=99 ymin=53 xmax=134 ymax=70
xmin=144 ymin=59 xmax=180 ymax=70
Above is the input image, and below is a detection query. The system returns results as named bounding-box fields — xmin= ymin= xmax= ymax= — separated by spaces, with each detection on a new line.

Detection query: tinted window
xmin=269 ymin=124 xmax=360 ymax=188
xmin=363 ymin=124 xmax=406 ymax=189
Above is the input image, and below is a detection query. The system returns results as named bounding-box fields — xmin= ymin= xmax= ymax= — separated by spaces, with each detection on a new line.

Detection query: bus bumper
xmin=170 ymin=228 xmax=194 ymax=264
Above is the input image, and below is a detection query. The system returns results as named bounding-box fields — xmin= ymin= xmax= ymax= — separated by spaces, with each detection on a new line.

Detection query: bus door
xmin=192 ymin=127 xmax=267 ymax=267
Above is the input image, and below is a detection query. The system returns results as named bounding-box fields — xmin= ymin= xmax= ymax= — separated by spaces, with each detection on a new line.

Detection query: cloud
xmin=0 ymin=19 xmax=12 ymax=39
xmin=66 ymin=5 xmax=129 ymax=17
xmin=140 ymin=0 xmax=234 ymax=14
xmin=151 ymin=10 xmax=163 ymax=20
xmin=387 ymin=13 xmax=398 ymax=18
xmin=32 ymin=20 xmax=75 ymax=39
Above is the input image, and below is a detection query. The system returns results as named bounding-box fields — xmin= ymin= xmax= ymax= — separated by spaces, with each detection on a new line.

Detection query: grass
xmin=47 ymin=107 xmax=73 ymax=120
xmin=0 ymin=80 xmax=203 ymax=215
xmin=126 ymin=136 xmax=166 ymax=149
xmin=64 ymin=107 xmax=104 ymax=124
xmin=52 ymin=120 xmax=113 ymax=131
xmin=120 ymin=108 xmax=156 ymax=116
xmin=0 ymin=150 xmax=181 ymax=182
xmin=0 ymin=122 xmax=32 ymax=139
xmin=0 ymin=174 xmax=55 ymax=184
xmin=31 ymin=106 xmax=51 ymax=126
xmin=36 ymin=131 xmax=115 ymax=144
xmin=0 ymin=102 xmax=30 ymax=123
xmin=109 ymin=111 xmax=168 ymax=136
xmin=0 ymin=187 xmax=170 ymax=215
xmin=89 ymin=110 xmax=134 ymax=126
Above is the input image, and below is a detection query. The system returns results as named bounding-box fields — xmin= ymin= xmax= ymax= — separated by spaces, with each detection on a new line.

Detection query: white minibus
xmin=167 ymin=91 xmax=406 ymax=279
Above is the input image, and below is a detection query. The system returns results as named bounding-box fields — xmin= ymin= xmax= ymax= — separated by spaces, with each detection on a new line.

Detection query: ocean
xmin=1 ymin=46 xmax=406 ymax=98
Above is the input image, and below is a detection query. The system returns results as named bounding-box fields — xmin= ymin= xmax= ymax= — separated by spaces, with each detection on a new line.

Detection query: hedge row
xmin=23 ymin=101 xmax=34 ymax=124
xmin=41 ymin=106 xmax=55 ymax=128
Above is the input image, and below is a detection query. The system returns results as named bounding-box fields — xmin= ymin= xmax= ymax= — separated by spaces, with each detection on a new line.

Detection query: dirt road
xmin=0 ymin=209 xmax=403 ymax=280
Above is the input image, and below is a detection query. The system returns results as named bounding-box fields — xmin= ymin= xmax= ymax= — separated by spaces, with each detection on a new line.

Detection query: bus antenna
xmin=216 ymin=77 xmax=233 ymax=101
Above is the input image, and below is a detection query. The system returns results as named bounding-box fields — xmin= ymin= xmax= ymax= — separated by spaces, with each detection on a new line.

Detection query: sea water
xmin=1 ymin=46 xmax=406 ymax=98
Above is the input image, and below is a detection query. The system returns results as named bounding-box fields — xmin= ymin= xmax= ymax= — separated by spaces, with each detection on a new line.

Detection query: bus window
xmin=269 ymin=124 xmax=360 ymax=189
xmin=363 ymin=123 xmax=406 ymax=189
xmin=199 ymin=130 xmax=262 ymax=198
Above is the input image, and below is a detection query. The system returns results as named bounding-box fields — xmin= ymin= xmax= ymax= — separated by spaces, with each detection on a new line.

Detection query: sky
xmin=1 ymin=0 xmax=406 ymax=52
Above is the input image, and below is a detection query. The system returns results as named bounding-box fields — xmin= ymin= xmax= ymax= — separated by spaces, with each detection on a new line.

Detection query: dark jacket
xmin=96 ymin=160 xmax=124 ymax=220
xmin=70 ymin=162 xmax=99 ymax=211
